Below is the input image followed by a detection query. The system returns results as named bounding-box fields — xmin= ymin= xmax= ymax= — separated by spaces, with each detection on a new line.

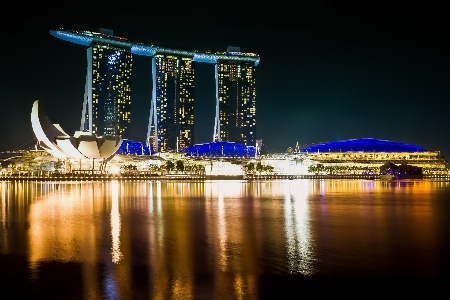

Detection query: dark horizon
xmin=1 ymin=2 xmax=449 ymax=157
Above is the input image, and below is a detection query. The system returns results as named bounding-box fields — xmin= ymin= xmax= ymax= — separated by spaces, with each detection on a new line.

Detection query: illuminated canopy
xmin=302 ymin=138 xmax=428 ymax=153
xmin=116 ymin=139 xmax=152 ymax=155
xmin=181 ymin=141 xmax=256 ymax=157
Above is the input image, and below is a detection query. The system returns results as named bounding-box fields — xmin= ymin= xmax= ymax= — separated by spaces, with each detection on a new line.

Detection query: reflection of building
xmin=80 ymin=29 xmax=132 ymax=137
xmin=150 ymin=55 xmax=195 ymax=152
xmin=214 ymin=47 xmax=257 ymax=146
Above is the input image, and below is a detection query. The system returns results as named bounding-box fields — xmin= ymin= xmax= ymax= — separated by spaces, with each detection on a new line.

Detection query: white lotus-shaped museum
xmin=31 ymin=100 xmax=122 ymax=160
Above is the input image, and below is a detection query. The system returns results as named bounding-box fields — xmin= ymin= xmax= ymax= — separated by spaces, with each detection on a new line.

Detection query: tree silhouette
xmin=176 ymin=160 xmax=184 ymax=173
xmin=247 ymin=162 xmax=255 ymax=173
xmin=165 ymin=161 xmax=175 ymax=172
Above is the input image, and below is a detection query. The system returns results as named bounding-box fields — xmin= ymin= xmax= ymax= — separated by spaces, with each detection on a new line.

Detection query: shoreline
xmin=1 ymin=174 xmax=449 ymax=181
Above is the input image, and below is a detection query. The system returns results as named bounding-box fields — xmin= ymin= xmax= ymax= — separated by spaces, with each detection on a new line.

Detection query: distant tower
xmin=295 ymin=141 xmax=301 ymax=153
xmin=256 ymin=139 xmax=262 ymax=156
xmin=81 ymin=28 xmax=133 ymax=137
xmin=148 ymin=55 xmax=195 ymax=152
xmin=213 ymin=46 xmax=257 ymax=145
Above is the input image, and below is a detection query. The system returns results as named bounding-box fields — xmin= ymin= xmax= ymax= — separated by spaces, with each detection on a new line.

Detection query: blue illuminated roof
xmin=302 ymin=138 xmax=428 ymax=153
xmin=181 ymin=141 xmax=256 ymax=157
xmin=116 ymin=139 xmax=153 ymax=155
xmin=50 ymin=30 xmax=93 ymax=46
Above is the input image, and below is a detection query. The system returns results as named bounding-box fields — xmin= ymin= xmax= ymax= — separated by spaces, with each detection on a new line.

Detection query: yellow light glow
xmin=109 ymin=165 xmax=120 ymax=175
xmin=111 ymin=180 xmax=122 ymax=264
xmin=218 ymin=185 xmax=227 ymax=271
xmin=284 ymin=180 xmax=313 ymax=275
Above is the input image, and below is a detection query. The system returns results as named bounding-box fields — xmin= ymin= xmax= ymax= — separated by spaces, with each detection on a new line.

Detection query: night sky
xmin=1 ymin=2 xmax=449 ymax=157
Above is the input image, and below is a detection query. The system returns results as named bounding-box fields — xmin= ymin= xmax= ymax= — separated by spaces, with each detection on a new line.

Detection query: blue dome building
xmin=301 ymin=138 xmax=428 ymax=153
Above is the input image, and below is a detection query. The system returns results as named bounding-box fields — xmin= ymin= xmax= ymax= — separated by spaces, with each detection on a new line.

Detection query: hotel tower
xmin=79 ymin=29 xmax=132 ymax=137
xmin=150 ymin=55 xmax=195 ymax=152
xmin=214 ymin=47 xmax=257 ymax=146
xmin=50 ymin=29 xmax=259 ymax=152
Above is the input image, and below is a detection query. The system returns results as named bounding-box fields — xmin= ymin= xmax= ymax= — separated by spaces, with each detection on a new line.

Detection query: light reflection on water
xmin=217 ymin=182 xmax=227 ymax=271
xmin=1 ymin=181 xmax=7 ymax=253
xmin=284 ymin=180 xmax=312 ymax=275
xmin=0 ymin=179 xmax=449 ymax=299
xmin=110 ymin=180 xmax=122 ymax=264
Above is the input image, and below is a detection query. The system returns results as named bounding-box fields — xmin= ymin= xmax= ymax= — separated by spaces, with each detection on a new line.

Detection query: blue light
xmin=116 ymin=139 xmax=153 ymax=155
xmin=181 ymin=141 xmax=256 ymax=157
xmin=193 ymin=53 xmax=219 ymax=63
xmin=49 ymin=30 xmax=93 ymax=46
xmin=51 ymin=29 xmax=260 ymax=65
xmin=301 ymin=138 xmax=428 ymax=153
xmin=130 ymin=45 xmax=157 ymax=56
xmin=108 ymin=52 xmax=119 ymax=65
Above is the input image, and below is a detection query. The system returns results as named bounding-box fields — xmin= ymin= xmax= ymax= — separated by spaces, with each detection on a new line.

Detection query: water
xmin=1 ymin=179 xmax=449 ymax=299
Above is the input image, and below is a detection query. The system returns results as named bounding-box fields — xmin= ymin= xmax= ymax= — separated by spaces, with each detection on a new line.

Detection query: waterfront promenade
xmin=1 ymin=171 xmax=449 ymax=181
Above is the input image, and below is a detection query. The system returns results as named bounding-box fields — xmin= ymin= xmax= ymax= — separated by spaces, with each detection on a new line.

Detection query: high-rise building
xmin=80 ymin=29 xmax=132 ymax=137
xmin=51 ymin=29 xmax=260 ymax=153
xmin=215 ymin=48 xmax=256 ymax=146
xmin=151 ymin=55 xmax=195 ymax=152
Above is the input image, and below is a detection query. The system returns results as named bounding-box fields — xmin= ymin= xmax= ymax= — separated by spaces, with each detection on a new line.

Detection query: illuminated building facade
xmin=80 ymin=30 xmax=132 ymax=137
xmin=301 ymin=138 xmax=429 ymax=153
xmin=149 ymin=55 xmax=195 ymax=152
xmin=300 ymin=138 xmax=441 ymax=161
xmin=214 ymin=53 xmax=257 ymax=146
xmin=295 ymin=138 xmax=447 ymax=176
xmin=50 ymin=29 xmax=260 ymax=153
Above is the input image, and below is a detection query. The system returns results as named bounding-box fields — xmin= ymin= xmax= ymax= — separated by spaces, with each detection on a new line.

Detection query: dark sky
xmin=1 ymin=2 xmax=449 ymax=157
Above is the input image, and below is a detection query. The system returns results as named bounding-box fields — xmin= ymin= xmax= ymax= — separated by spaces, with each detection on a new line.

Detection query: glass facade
xmin=83 ymin=45 xmax=132 ymax=137
xmin=152 ymin=55 xmax=195 ymax=152
xmin=217 ymin=62 xmax=256 ymax=146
